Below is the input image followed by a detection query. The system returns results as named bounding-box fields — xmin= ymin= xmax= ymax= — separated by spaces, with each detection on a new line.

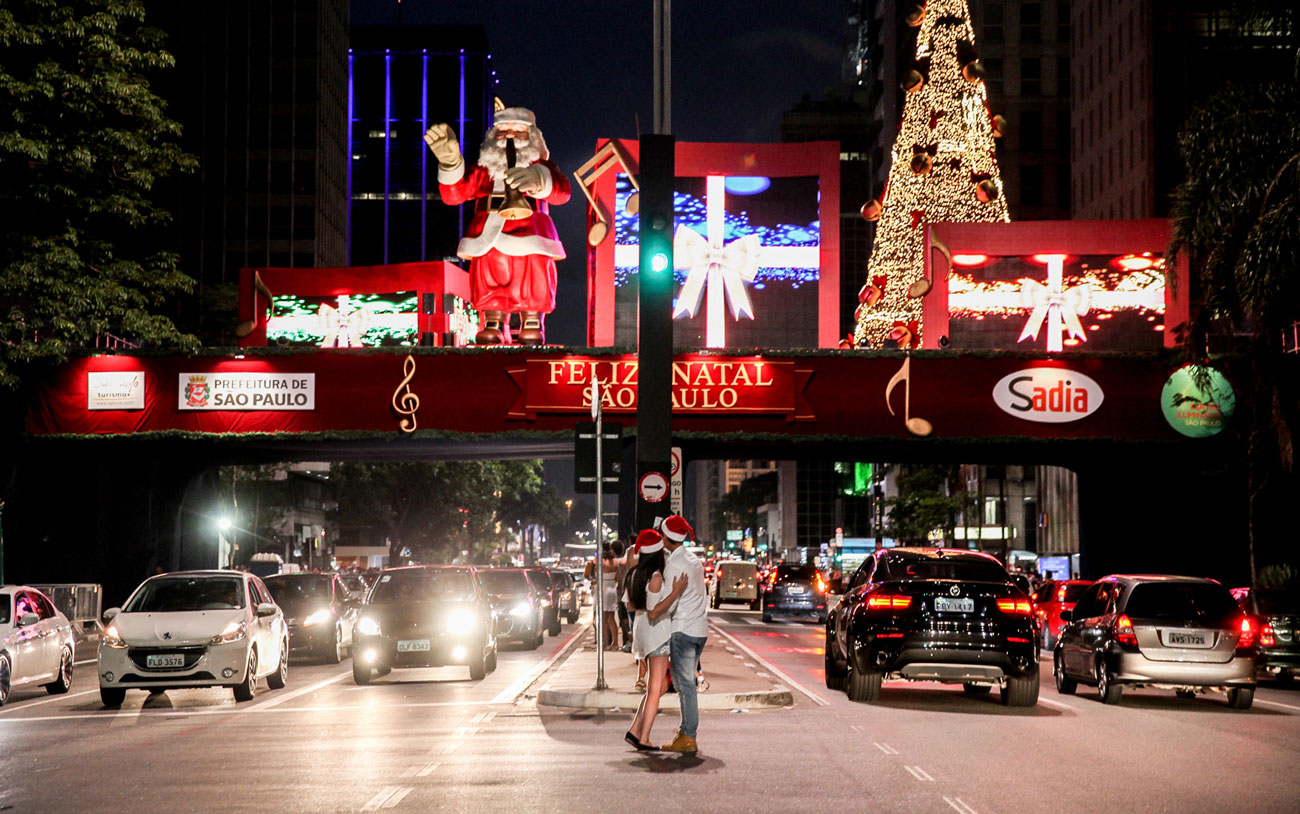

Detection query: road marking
xmin=361 ymin=786 xmax=412 ymax=811
xmin=0 ymin=698 xmax=502 ymax=725
xmin=252 ymin=668 xmax=351 ymax=711
xmin=873 ymin=741 xmax=898 ymax=755
xmin=490 ymin=625 xmax=587 ymax=705
xmin=0 ymin=688 xmax=98 ymax=715
xmin=415 ymin=760 xmax=441 ymax=778
xmin=944 ymin=797 xmax=979 ymax=814
xmin=743 ymin=618 xmax=762 ymax=625
xmin=903 ymin=765 xmax=934 ymax=782
xmin=438 ymin=741 xmax=461 ymax=755
xmin=1034 ymin=696 xmax=1076 ymax=711
xmin=74 ymin=658 xmax=96 ymax=666
xmin=709 ymin=622 xmax=828 ymax=706
xmin=1256 ymin=698 xmax=1300 ymax=712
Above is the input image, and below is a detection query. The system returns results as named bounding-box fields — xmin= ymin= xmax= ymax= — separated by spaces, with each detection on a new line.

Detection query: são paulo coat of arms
xmin=185 ymin=374 xmax=209 ymax=407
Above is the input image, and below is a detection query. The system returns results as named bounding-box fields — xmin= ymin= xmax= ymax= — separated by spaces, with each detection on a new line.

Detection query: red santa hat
xmin=493 ymin=107 xmax=536 ymax=128
xmin=661 ymin=515 xmax=694 ymax=544
xmin=635 ymin=529 xmax=664 ymax=554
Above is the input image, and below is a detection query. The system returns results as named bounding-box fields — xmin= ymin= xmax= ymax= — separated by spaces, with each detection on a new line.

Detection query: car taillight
xmin=1260 ymin=622 xmax=1275 ymax=647
xmin=1237 ymin=616 xmax=1256 ymax=650
xmin=866 ymin=594 xmax=913 ymax=610
xmin=1057 ymin=585 xmax=1067 ymax=602
xmin=1114 ymin=614 xmax=1137 ymax=646
xmin=995 ymin=598 xmax=1032 ymax=614
xmin=814 ymin=576 xmax=826 ymax=593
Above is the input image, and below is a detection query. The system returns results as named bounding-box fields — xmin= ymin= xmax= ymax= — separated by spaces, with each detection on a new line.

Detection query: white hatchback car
xmin=98 ymin=570 xmax=288 ymax=706
xmin=1 ymin=585 xmax=76 ymax=706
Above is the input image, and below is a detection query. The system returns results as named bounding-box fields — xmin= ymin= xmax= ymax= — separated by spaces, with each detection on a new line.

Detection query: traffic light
xmin=638 ymin=134 xmax=674 ymax=300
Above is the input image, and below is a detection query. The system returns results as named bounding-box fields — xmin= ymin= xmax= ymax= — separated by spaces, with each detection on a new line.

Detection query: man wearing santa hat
xmin=657 ymin=514 xmax=708 ymax=754
xmin=424 ymin=107 xmax=569 ymax=345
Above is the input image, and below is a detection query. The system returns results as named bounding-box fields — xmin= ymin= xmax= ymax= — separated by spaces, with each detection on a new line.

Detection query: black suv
xmin=524 ymin=568 xmax=562 ymax=637
xmin=825 ymin=547 xmax=1039 ymax=706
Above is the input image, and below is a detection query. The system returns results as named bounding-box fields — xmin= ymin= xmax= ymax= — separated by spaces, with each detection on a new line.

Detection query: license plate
xmin=146 ymin=654 xmax=185 ymax=668
xmin=397 ymin=639 xmax=430 ymax=652
xmin=934 ymin=597 xmax=975 ymax=613
xmin=1165 ymin=630 xmax=1210 ymax=648
xmin=788 ymin=586 xmax=805 ymax=594
xmin=724 ymin=591 xmax=737 ymax=597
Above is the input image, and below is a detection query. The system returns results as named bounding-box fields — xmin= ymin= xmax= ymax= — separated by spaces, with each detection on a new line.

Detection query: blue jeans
xmin=669 ymin=632 xmax=707 ymax=738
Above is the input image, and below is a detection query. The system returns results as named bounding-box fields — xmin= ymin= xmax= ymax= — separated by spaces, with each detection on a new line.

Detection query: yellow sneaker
xmin=660 ymin=731 xmax=698 ymax=754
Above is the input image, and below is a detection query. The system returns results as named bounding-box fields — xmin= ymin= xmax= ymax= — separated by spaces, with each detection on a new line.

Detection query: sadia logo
xmin=992 ymin=368 xmax=1103 ymax=423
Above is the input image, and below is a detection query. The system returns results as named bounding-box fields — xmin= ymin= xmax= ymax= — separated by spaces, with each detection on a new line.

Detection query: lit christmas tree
xmin=853 ymin=0 xmax=1010 ymax=349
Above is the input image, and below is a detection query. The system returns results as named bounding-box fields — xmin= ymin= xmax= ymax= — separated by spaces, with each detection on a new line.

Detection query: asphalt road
xmin=1 ymin=608 xmax=1297 ymax=814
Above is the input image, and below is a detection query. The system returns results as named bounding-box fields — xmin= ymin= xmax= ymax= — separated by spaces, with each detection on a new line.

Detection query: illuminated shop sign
xmin=992 ymin=367 xmax=1104 ymax=423
xmin=87 ymin=371 xmax=145 ymax=410
xmin=178 ymin=373 xmax=315 ymax=411
xmin=1160 ymin=365 xmax=1235 ymax=438
xmin=266 ymin=292 xmax=419 ymax=347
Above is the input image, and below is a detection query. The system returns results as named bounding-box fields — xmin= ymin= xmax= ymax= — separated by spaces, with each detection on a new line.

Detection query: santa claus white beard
xmin=476 ymin=129 xmax=548 ymax=181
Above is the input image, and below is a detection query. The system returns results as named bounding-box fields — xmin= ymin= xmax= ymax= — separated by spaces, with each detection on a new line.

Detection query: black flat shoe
xmin=625 ymin=731 xmax=656 ymax=751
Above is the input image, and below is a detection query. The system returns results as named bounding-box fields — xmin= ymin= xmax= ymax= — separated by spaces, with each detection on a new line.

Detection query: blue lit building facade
xmin=348 ymin=26 xmax=496 ymax=266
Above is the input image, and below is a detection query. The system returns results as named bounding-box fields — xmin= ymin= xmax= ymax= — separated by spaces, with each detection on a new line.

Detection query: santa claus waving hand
xmin=424 ymin=107 xmax=570 ymax=345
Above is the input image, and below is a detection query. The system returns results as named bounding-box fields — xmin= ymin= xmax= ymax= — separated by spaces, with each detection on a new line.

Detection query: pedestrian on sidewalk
xmin=622 ymin=542 xmax=647 ymax=686
xmin=624 ymin=529 xmax=687 ymax=751
xmin=600 ymin=543 xmax=621 ymax=650
xmin=616 ymin=538 xmax=633 ymax=652
xmin=658 ymin=514 xmax=708 ymax=754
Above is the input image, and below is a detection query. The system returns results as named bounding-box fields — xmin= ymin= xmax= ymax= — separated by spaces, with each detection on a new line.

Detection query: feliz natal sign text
xmin=507 ymin=356 xmax=813 ymax=421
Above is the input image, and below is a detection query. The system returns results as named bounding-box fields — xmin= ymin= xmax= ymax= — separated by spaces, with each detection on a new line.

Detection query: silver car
xmin=1053 ymin=575 xmax=1258 ymax=708
xmin=1 ymin=585 xmax=76 ymax=705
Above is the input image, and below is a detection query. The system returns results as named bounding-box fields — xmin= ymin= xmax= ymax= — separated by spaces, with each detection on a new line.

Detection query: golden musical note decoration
xmin=573 ymin=141 xmax=640 ymax=246
xmin=884 ymin=354 xmax=933 ymax=436
xmin=391 ymin=354 xmax=420 ymax=433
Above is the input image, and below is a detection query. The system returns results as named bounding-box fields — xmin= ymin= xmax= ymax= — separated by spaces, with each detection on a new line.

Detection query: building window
xmin=1057 ymin=57 xmax=1070 ymax=96
xmin=984 ymin=58 xmax=1004 ymax=97
xmin=1020 ymin=111 xmax=1043 ymax=151
xmin=1021 ymin=165 xmax=1043 ymax=207
xmin=983 ymin=497 xmax=1006 ymax=526
xmin=1021 ymin=57 xmax=1041 ymax=95
xmin=1020 ymin=3 xmax=1041 ymax=43
xmin=984 ymin=3 xmax=1004 ymax=43
xmin=1057 ymin=1 xmax=1070 ymax=42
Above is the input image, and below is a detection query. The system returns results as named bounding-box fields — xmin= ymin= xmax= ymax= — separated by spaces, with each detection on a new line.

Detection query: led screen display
xmin=266 ymin=292 xmax=419 ymax=347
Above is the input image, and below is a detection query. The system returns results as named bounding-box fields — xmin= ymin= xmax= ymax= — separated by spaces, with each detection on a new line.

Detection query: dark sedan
xmin=478 ymin=568 xmax=544 ymax=650
xmin=350 ymin=565 xmax=497 ymax=683
xmin=1232 ymin=585 xmax=1300 ymax=684
xmin=264 ymin=572 xmax=358 ymax=663
xmin=825 ymin=547 xmax=1039 ymax=706
xmin=761 ymin=563 xmax=829 ymax=624
xmin=525 ymin=568 xmax=562 ymax=637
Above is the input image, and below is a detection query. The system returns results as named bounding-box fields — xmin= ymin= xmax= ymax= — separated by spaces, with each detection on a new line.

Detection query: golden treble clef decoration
xmin=391 ymin=354 xmax=420 ymax=433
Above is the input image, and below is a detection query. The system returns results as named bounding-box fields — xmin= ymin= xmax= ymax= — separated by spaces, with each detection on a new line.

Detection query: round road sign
xmin=638 ymin=471 xmax=669 ymax=503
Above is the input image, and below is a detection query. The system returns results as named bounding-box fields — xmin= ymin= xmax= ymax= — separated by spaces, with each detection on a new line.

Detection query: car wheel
xmin=963 ymin=682 xmax=992 ymax=697
xmin=469 ymin=646 xmax=487 ymax=681
xmin=99 ymin=686 xmax=126 ymax=708
xmin=846 ymin=665 xmax=882 ymax=703
xmin=44 ymin=646 xmax=74 ymax=695
xmin=267 ymin=640 xmax=288 ymax=690
xmin=0 ymin=653 xmax=11 ymax=706
xmin=233 ymin=650 xmax=258 ymax=702
xmin=353 ymin=660 xmax=372 ymax=685
xmin=1001 ymin=673 xmax=1040 ymax=707
xmin=1227 ymin=686 xmax=1255 ymax=709
xmin=1274 ymin=672 xmax=1294 ymax=686
xmin=1175 ymin=689 xmax=1196 ymax=700
xmin=322 ymin=626 xmax=344 ymax=664
xmin=548 ymin=617 xmax=561 ymax=637
xmin=1095 ymin=656 xmax=1121 ymax=705
xmin=817 ymin=614 xmax=828 ymax=626
xmin=1041 ymin=625 xmax=1055 ymax=650
xmin=824 ymin=646 xmax=846 ymax=691
xmin=567 ymin=612 xmax=579 ymax=624
xmin=1054 ymin=651 xmax=1077 ymax=695
xmin=528 ymin=629 xmax=543 ymax=651
xmin=486 ymin=648 xmax=497 ymax=674
xmin=762 ymin=611 xmax=773 ymax=623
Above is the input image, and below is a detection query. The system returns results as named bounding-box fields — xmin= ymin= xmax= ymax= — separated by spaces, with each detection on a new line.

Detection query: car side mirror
xmin=1059 ymin=609 xmax=1073 ymax=622
xmin=18 ymin=612 xmax=39 ymax=628
xmin=256 ymin=602 xmax=278 ymax=618
xmin=103 ymin=607 xmax=121 ymax=622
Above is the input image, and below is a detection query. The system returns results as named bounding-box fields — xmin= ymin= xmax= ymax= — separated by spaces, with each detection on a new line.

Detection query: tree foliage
xmin=0 ymin=0 xmax=197 ymax=388
xmin=714 ymin=471 xmax=778 ymax=545
xmin=882 ymin=465 xmax=969 ymax=547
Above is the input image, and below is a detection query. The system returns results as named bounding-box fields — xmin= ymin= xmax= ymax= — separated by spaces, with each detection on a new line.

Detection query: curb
xmin=536 ymin=687 xmax=794 ymax=710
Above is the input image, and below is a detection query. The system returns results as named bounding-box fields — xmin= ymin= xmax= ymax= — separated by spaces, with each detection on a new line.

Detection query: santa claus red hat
xmin=661 ymin=515 xmax=694 ymax=544
xmin=635 ymin=529 xmax=663 ymax=554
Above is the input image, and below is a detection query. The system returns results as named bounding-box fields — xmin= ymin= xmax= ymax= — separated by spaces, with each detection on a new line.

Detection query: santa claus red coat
xmin=438 ymin=161 xmax=571 ymax=313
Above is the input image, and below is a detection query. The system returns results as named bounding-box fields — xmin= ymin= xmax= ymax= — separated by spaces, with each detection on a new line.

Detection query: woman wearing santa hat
xmin=624 ymin=528 xmax=688 ymax=751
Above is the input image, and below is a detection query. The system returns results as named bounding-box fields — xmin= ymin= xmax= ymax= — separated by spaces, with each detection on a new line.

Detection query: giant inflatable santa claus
xmin=424 ymin=107 xmax=570 ymax=345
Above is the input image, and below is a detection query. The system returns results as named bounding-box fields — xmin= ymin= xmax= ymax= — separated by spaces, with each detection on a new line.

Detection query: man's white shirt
xmin=663 ymin=545 xmax=709 ymax=638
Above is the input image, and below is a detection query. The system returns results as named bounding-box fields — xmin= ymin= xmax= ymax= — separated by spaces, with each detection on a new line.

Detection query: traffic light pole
xmin=636 ymin=133 xmax=675 ymax=532
xmin=593 ymin=381 xmax=608 ymax=690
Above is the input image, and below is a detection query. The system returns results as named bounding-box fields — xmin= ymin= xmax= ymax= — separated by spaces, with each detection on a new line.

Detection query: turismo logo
xmin=992 ymin=368 xmax=1103 ymax=423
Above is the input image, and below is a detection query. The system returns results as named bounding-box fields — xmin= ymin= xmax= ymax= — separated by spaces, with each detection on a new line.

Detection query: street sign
xmin=669 ymin=446 xmax=683 ymax=514
xmin=574 ymin=421 xmax=622 ymax=494
xmin=638 ymin=471 xmax=668 ymax=503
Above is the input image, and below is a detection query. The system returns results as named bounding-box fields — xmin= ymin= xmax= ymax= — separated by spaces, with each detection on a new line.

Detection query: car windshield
xmin=264 ymin=575 xmax=331 ymax=609
xmin=1061 ymin=583 xmax=1091 ymax=603
xmin=881 ymin=555 xmax=1009 ymax=583
xmin=1254 ymin=588 xmax=1300 ymax=615
xmin=0 ymin=594 xmax=9 ymax=625
xmin=1124 ymin=582 xmax=1239 ymax=626
xmin=479 ymin=570 xmax=530 ymax=595
xmin=777 ymin=565 xmax=819 ymax=580
xmin=528 ymin=571 xmax=552 ymax=590
xmin=369 ymin=570 xmax=475 ymax=603
xmin=125 ymin=577 xmax=246 ymax=612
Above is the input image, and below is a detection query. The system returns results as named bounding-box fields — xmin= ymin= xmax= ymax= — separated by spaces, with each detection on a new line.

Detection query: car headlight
xmin=540 ymin=598 xmax=552 ymax=607
xmin=302 ymin=608 xmax=332 ymax=627
xmin=356 ymin=616 xmax=381 ymax=636
xmin=102 ymin=624 xmax=127 ymax=649
xmin=209 ymin=620 xmax=248 ymax=645
xmin=445 ymin=608 xmax=478 ymax=635
xmin=509 ymin=602 xmax=533 ymax=618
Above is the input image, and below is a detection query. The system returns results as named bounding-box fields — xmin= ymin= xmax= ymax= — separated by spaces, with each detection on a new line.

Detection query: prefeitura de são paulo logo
xmin=185 ymin=375 xmax=209 ymax=407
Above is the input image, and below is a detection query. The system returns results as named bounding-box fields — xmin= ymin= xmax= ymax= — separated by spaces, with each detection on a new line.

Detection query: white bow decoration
xmin=319 ymin=303 xmax=370 ymax=348
xmin=1017 ymin=276 xmax=1091 ymax=353
xmin=671 ymin=226 xmax=762 ymax=321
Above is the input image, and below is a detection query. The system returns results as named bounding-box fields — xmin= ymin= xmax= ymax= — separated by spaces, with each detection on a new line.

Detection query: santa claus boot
xmin=517 ymin=311 xmax=545 ymax=345
xmin=475 ymin=310 xmax=511 ymax=345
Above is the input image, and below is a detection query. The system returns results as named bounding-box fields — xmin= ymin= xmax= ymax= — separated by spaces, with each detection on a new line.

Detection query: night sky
xmin=352 ymin=0 xmax=848 ymax=346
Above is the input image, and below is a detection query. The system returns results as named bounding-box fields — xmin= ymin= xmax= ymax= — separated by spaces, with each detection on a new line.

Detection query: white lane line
xmin=756 ymin=672 xmax=772 ymax=678
xmin=0 ymin=698 xmax=502 ymax=725
xmin=873 ymin=741 xmax=898 ymax=755
xmin=252 ymin=668 xmax=351 ymax=711
xmin=479 ymin=711 xmax=496 ymax=723
xmin=1035 ymin=696 xmax=1076 ymax=711
xmin=903 ymin=765 xmax=934 ymax=782
xmin=1256 ymin=698 xmax=1300 ymax=712
xmin=489 ymin=625 xmax=587 ymax=705
xmin=438 ymin=741 xmax=460 ymax=756
xmin=743 ymin=618 xmax=762 ymax=625
xmin=361 ymin=787 xmax=406 ymax=811
xmin=708 ymin=622 xmax=829 ymax=706
xmin=944 ymin=797 xmax=979 ymax=814
xmin=742 ymin=662 xmax=756 ymax=668
xmin=382 ymin=787 xmax=413 ymax=809
xmin=0 ymin=688 xmax=99 ymax=715
xmin=415 ymin=760 xmax=441 ymax=778
xmin=74 ymin=658 xmax=96 ymax=666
